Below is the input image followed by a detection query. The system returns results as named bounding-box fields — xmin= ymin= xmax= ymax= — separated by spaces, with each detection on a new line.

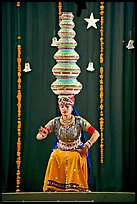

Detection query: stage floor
xmin=2 ymin=192 xmax=135 ymax=202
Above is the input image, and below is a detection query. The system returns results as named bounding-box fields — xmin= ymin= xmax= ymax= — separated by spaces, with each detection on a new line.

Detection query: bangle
xmin=85 ymin=140 xmax=93 ymax=149
xmin=44 ymin=127 xmax=51 ymax=134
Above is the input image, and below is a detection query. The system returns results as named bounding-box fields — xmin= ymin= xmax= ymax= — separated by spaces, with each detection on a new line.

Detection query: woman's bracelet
xmin=85 ymin=140 xmax=93 ymax=149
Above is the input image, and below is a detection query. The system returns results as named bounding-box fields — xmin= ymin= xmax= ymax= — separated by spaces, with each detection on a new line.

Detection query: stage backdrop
xmin=2 ymin=2 xmax=135 ymax=192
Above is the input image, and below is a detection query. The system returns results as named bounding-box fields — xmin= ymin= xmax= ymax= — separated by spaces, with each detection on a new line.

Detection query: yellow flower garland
xmin=58 ymin=2 xmax=63 ymax=23
xmin=16 ymin=2 xmax=22 ymax=192
xmin=99 ymin=2 xmax=105 ymax=164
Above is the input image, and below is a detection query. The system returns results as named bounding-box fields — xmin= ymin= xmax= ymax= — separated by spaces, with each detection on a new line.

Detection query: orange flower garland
xmin=58 ymin=2 xmax=63 ymax=23
xmin=99 ymin=2 xmax=105 ymax=164
xmin=16 ymin=2 xmax=22 ymax=192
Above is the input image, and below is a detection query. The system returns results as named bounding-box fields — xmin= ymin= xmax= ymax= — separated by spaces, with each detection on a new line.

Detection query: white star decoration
xmin=84 ymin=13 xmax=100 ymax=29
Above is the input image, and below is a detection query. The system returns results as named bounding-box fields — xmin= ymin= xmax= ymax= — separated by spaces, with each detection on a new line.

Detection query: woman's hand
xmin=77 ymin=145 xmax=88 ymax=157
xmin=36 ymin=133 xmax=44 ymax=140
xmin=36 ymin=126 xmax=48 ymax=140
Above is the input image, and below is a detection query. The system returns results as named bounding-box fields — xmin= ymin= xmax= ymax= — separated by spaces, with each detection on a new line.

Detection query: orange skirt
xmin=43 ymin=148 xmax=89 ymax=192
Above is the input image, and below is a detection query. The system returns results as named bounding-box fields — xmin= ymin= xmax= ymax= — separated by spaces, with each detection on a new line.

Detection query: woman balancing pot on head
xmin=36 ymin=94 xmax=100 ymax=192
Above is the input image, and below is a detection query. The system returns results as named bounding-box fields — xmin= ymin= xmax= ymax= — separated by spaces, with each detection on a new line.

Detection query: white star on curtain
xmin=84 ymin=13 xmax=99 ymax=29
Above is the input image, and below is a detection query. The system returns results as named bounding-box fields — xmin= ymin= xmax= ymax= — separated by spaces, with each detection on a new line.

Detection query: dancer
xmin=36 ymin=95 xmax=100 ymax=192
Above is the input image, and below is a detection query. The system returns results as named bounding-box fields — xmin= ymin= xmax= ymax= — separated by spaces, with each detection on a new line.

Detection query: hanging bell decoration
xmin=86 ymin=61 xmax=95 ymax=72
xmin=51 ymin=37 xmax=58 ymax=47
xmin=126 ymin=40 xmax=135 ymax=49
xmin=23 ymin=62 xmax=31 ymax=72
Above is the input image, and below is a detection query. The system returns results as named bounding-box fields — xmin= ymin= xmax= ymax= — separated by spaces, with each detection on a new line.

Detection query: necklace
xmin=60 ymin=115 xmax=75 ymax=127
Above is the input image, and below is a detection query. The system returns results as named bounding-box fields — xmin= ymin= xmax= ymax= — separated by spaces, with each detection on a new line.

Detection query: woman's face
xmin=59 ymin=104 xmax=73 ymax=117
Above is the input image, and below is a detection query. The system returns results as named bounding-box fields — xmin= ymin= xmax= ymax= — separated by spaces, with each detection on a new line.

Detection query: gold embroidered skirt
xmin=43 ymin=148 xmax=89 ymax=192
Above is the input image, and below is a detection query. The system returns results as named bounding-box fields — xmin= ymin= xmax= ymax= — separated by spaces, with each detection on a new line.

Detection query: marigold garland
xmin=99 ymin=2 xmax=105 ymax=164
xmin=58 ymin=2 xmax=63 ymax=23
xmin=16 ymin=2 xmax=22 ymax=192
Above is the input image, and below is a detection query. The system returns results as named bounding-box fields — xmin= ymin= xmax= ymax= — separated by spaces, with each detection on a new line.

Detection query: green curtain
xmin=2 ymin=2 xmax=135 ymax=192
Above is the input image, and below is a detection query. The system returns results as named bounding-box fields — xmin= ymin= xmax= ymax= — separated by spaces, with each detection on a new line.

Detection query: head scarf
xmin=58 ymin=95 xmax=75 ymax=106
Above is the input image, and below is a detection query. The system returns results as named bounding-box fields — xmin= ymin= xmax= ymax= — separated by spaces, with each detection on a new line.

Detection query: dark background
xmin=2 ymin=2 xmax=135 ymax=192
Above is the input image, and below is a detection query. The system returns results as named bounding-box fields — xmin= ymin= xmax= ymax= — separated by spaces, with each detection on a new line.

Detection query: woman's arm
xmin=79 ymin=130 xmax=100 ymax=157
xmin=36 ymin=117 xmax=57 ymax=140
xmin=36 ymin=126 xmax=49 ymax=140
xmin=84 ymin=129 xmax=100 ymax=148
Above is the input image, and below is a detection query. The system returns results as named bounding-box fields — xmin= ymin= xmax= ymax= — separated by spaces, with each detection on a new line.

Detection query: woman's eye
xmin=66 ymin=105 xmax=69 ymax=108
